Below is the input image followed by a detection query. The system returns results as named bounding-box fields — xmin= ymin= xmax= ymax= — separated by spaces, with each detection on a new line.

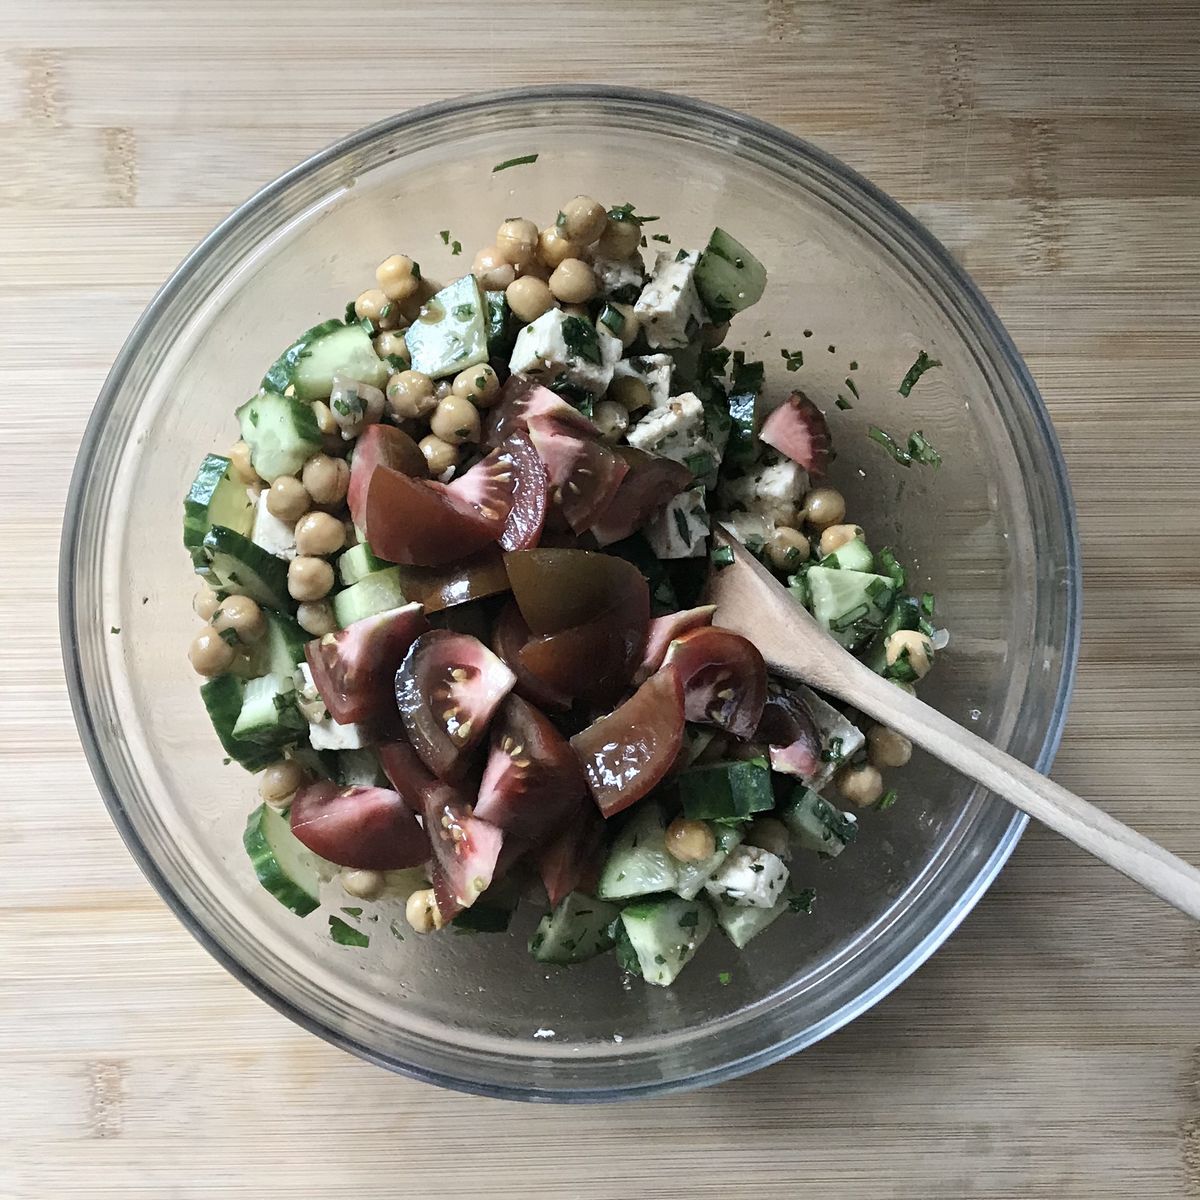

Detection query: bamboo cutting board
xmin=2 ymin=2 xmax=1198 ymax=1197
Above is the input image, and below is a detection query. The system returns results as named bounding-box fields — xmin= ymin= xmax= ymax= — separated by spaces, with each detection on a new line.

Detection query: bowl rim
xmin=60 ymin=84 xmax=1081 ymax=1102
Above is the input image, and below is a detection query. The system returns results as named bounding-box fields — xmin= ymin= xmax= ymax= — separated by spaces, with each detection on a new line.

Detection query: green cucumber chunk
xmin=335 ymin=748 xmax=386 ymax=787
xmin=694 ymin=228 xmax=767 ymax=323
xmin=262 ymin=319 xmax=387 ymax=401
xmin=678 ymin=758 xmax=774 ymax=820
xmin=819 ymin=537 xmax=874 ymax=574
xmin=673 ymin=822 xmax=744 ymax=900
xmin=863 ymin=595 xmax=922 ymax=673
xmin=235 ymin=390 xmax=322 ymax=483
xmin=780 ymin=788 xmax=859 ymax=858
xmin=183 ymin=454 xmax=254 ymax=561
xmin=598 ymin=803 xmax=678 ymax=901
xmin=619 ymin=895 xmax=713 ymax=987
xmin=200 ymin=525 xmax=292 ymax=611
xmin=724 ymin=359 xmax=764 ymax=471
xmin=529 ymin=892 xmax=621 ymax=964
xmin=714 ymin=885 xmax=795 ymax=949
xmin=337 ymin=541 xmax=392 ymax=586
xmin=200 ymin=675 xmax=277 ymax=772
xmin=405 ymin=275 xmax=489 ymax=379
xmin=805 ymin=565 xmax=896 ymax=651
xmin=231 ymin=672 xmax=307 ymax=747
xmin=332 ymin=566 xmax=407 ymax=627
xmin=255 ymin=609 xmax=309 ymax=677
xmin=243 ymin=803 xmax=330 ymax=916
xmin=485 ymin=291 xmax=515 ymax=358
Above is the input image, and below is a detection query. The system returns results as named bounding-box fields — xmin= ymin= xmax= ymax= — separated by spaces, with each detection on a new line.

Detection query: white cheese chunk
xmin=704 ymin=846 xmax=790 ymax=909
xmin=633 ymin=250 xmax=707 ymax=349
xmin=294 ymin=663 xmax=370 ymax=751
xmin=644 ymin=486 xmax=709 ymax=558
xmin=716 ymin=455 xmax=809 ymax=526
xmin=613 ymin=353 xmax=673 ymax=408
xmin=625 ymin=390 xmax=704 ymax=457
xmin=251 ymin=490 xmax=297 ymax=560
xmin=508 ymin=308 xmax=616 ymax=397
xmin=712 ymin=511 xmax=773 ymax=553
xmin=592 ymin=254 xmax=645 ymax=303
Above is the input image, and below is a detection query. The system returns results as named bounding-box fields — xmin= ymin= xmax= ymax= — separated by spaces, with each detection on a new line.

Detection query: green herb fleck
xmin=492 ymin=153 xmax=539 ymax=172
xmin=452 ymin=303 xmax=475 ymax=320
xmin=341 ymin=907 xmax=363 ymax=918
xmin=788 ymin=888 xmax=817 ymax=914
xmin=328 ymin=916 xmax=369 ymax=948
xmin=344 ymin=299 xmax=358 ymax=324
xmin=820 ymin=736 xmax=845 ymax=763
xmin=780 ymin=348 xmax=804 ymax=371
xmin=673 ymin=507 xmax=692 ymax=545
xmin=684 ymin=450 xmax=715 ymax=478
xmin=921 ymin=591 xmax=935 ymax=617
xmin=439 ymin=229 xmax=450 ymax=244
xmin=845 ymin=377 xmax=859 ymax=399
xmin=654 ymin=954 xmax=667 ymax=965
xmin=560 ymin=315 xmax=602 ymax=364
xmin=827 ymin=344 xmax=836 ymax=354
xmin=217 ymin=627 xmax=240 ymax=646
xmin=877 ymin=547 xmax=906 ymax=590
xmin=907 ymin=429 xmax=942 ymax=467
xmin=598 ymin=304 xmax=625 ymax=336
xmin=222 ymin=756 xmax=231 ymax=766
xmin=803 ymin=329 xmax=813 ymax=337
xmin=607 ymin=203 xmax=658 ymax=225
xmin=835 ymin=395 xmax=852 ymax=410
xmin=712 ymin=544 xmax=734 ymax=570
xmin=849 ymin=359 xmax=859 ymax=370
xmin=868 ymin=425 xmax=912 ymax=466
xmin=678 ymin=910 xmax=699 ymax=929
xmin=451 ymin=240 xmax=462 ymax=256
xmin=898 ymin=350 xmax=941 ymax=396
xmin=877 ymin=790 xmax=898 ymax=811
xmin=110 ymin=625 xmax=120 ymax=635
xmin=651 ymin=233 xmax=671 ymax=243
xmin=718 ymin=970 xmax=732 ymax=986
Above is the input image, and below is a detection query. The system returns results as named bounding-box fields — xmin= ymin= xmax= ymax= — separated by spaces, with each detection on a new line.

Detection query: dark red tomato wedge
xmin=491 ymin=600 xmax=572 ymax=710
xmin=347 ymin=424 xmax=426 ymax=530
xmin=536 ymin=802 xmax=607 ymax=907
xmin=363 ymin=465 xmax=501 ymax=566
xmin=756 ymin=686 xmax=822 ymax=778
xmin=495 ymin=430 xmax=549 ymax=551
xmin=444 ymin=443 xmax=516 ymax=525
xmin=527 ymin=415 xmax=629 ymax=533
xmin=289 ymin=781 xmax=429 ymax=870
xmin=504 ymin=547 xmax=648 ymax=634
xmin=304 ymin=602 xmax=428 ymax=726
xmin=485 ymin=377 xmax=597 ymax=447
xmin=662 ymin=626 xmax=767 ymax=739
xmin=395 ymin=547 xmax=511 ymax=614
xmin=376 ymin=739 xmax=437 ymax=813
xmin=423 ymin=780 xmax=504 ymax=917
xmin=474 ymin=694 xmax=587 ymax=841
xmin=395 ymin=629 xmax=516 ymax=781
xmin=589 ymin=447 xmax=694 ymax=547
xmin=570 ymin=667 xmax=686 ymax=818
xmin=759 ymin=391 xmax=832 ymax=479
xmin=634 ymin=603 xmax=717 ymax=684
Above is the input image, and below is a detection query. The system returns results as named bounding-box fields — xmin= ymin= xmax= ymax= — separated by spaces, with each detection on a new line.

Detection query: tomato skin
xmin=526 ymin=415 xmax=629 ymax=534
xmin=634 ymin=603 xmax=717 ymax=684
xmin=485 ymin=377 xmax=597 ymax=447
xmin=570 ymin=667 xmax=686 ymax=818
xmin=443 ymin=444 xmax=516 ymax=525
xmin=504 ymin=548 xmax=647 ymax=634
xmin=759 ymin=391 xmax=832 ymax=478
xmin=395 ymin=548 xmax=511 ymax=614
xmin=662 ymin=626 xmax=767 ymax=739
xmin=589 ymin=448 xmax=694 ymax=547
xmin=495 ymin=430 xmax=549 ymax=552
xmin=491 ymin=600 xmax=572 ymax=711
xmin=376 ymin=739 xmax=436 ymax=813
xmin=347 ymin=424 xmax=426 ymax=530
xmin=304 ymin=602 xmax=429 ymax=726
xmin=422 ymin=780 xmax=505 ymax=917
xmin=756 ymin=687 xmax=822 ymax=778
xmin=536 ymin=802 xmax=607 ymax=907
xmin=289 ymin=781 xmax=429 ymax=869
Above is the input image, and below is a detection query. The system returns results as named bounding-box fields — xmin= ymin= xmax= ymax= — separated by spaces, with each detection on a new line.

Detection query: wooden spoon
xmin=707 ymin=526 xmax=1200 ymax=920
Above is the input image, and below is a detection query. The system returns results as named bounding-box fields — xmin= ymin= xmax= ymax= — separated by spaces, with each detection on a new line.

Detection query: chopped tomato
xmin=634 ymin=603 xmax=717 ymax=684
xmin=347 ymin=424 xmax=426 ymax=530
xmin=395 ymin=630 xmax=515 ymax=781
xmin=536 ymin=803 xmax=607 ymax=907
xmin=756 ymin=686 xmax=822 ymax=778
xmin=570 ymin=667 xmax=686 ymax=818
xmin=444 ymin=443 xmax=516 ymax=525
xmin=474 ymin=694 xmax=586 ymax=842
xmin=759 ymin=391 xmax=832 ymax=478
xmin=495 ymin=430 xmax=549 ymax=551
xmin=485 ymin=376 xmax=596 ymax=447
xmin=527 ymin=415 xmax=629 ymax=533
xmin=289 ymin=781 xmax=429 ymax=870
xmin=395 ymin=547 xmax=511 ymax=613
xmin=491 ymin=600 xmax=572 ymax=711
xmin=662 ymin=626 xmax=767 ymax=739
xmin=504 ymin=547 xmax=647 ymax=634
xmin=589 ymin=447 xmax=694 ymax=546
xmin=304 ymin=602 xmax=428 ymax=725
xmin=376 ymin=739 xmax=436 ymax=813
xmin=423 ymin=780 xmax=505 ymax=917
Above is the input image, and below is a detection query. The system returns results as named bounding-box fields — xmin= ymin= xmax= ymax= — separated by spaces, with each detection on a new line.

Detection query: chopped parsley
xmin=451 ymin=303 xmax=475 ymax=320
xmin=451 ymin=240 xmax=462 ymax=256
xmin=673 ymin=507 xmax=692 ymax=545
xmin=803 ymin=329 xmax=813 ymax=337
xmin=343 ymin=299 xmax=357 ymax=324
xmin=835 ymin=395 xmax=852 ymax=410
xmin=217 ymin=627 xmax=240 ymax=647
xmin=561 ymin=315 xmax=601 ymax=364
xmin=684 ymin=450 xmax=715 ymax=478
xmin=845 ymin=377 xmax=859 ymax=399
xmin=340 ymin=907 xmax=363 ymax=918
xmin=598 ymin=304 xmax=625 ymax=336
xmin=788 ymin=888 xmax=817 ymax=914
xmin=718 ymin=970 xmax=732 ymax=986
xmin=780 ymin=347 xmax=804 ymax=371
xmin=439 ymin=229 xmax=450 ymax=244
xmin=651 ymin=232 xmax=671 ymax=243
xmin=898 ymin=349 xmax=941 ymax=396
xmin=328 ymin=916 xmax=369 ymax=948
xmin=877 ymin=790 xmax=898 ymax=811
xmin=110 ymin=625 xmax=120 ymax=635
xmin=678 ymin=910 xmax=699 ymax=929
xmin=555 ymin=210 xmax=567 ymax=228
xmin=607 ymin=202 xmax=658 ymax=225
xmin=820 ymin=736 xmax=845 ymax=763
xmin=868 ymin=426 xmax=942 ymax=469
xmin=711 ymin=544 xmax=734 ymax=570
xmin=827 ymin=344 xmax=836 ymax=354
xmin=492 ymin=153 xmax=538 ymax=172
xmin=877 ymin=547 xmax=906 ymax=589
xmin=921 ymin=591 xmax=936 ymax=617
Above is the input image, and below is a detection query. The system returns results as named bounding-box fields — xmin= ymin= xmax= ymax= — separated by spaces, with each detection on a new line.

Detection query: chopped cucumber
xmin=254 ymin=609 xmax=309 ymax=678
xmin=795 ymin=685 xmax=866 ymax=789
xmin=673 ymin=822 xmax=744 ymax=900
xmin=714 ymin=885 xmax=795 ymax=949
xmin=262 ymin=319 xmax=387 ymax=401
xmin=200 ymin=674 xmax=277 ymax=771
xmin=243 ymin=803 xmax=330 ymax=915
xmin=336 ymin=541 xmax=391 ymax=586
xmin=183 ymin=454 xmax=253 ymax=562
xmin=200 ymin=525 xmax=292 ymax=612
xmin=863 ymin=595 xmax=922 ymax=673
xmin=485 ymin=291 xmax=515 ymax=358
xmin=619 ymin=895 xmax=713 ymax=986
xmin=235 ymin=390 xmax=322 ymax=483
xmin=529 ymin=892 xmax=621 ymax=964
xmin=677 ymin=758 xmax=774 ymax=821
xmin=335 ymin=748 xmax=386 ymax=787
xmin=724 ymin=359 xmax=764 ymax=471
xmin=780 ymin=788 xmax=859 ymax=858
xmin=806 ymin=565 xmax=896 ymax=651
xmin=820 ymin=537 xmax=874 ymax=574
xmin=331 ymin=566 xmax=407 ymax=627
xmin=694 ymin=228 xmax=767 ymax=323
xmin=598 ymin=803 xmax=678 ymax=901
xmin=405 ymin=275 xmax=489 ymax=379
xmin=231 ymin=672 xmax=307 ymax=747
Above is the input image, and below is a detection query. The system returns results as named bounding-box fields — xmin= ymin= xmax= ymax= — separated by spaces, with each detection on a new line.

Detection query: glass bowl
xmin=60 ymin=87 xmax=1080 ymax=1101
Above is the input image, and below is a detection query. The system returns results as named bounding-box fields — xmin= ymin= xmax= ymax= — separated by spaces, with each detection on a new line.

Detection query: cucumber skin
xmin=820 ymin=538 xmax=875 ymax=574
xmin=331 ymin=566 xmax=407 ymax=628
xmin=694 ymin=228 xmax=767 ymax=323
xmin=183 ymin=454 xmax=253 ymax=557
xmin=200 ymin=675 xmax=276 ymax=772
xmin=201 ymin=525 xmax=292 ymax=612
xmin=261 ymin=320 xmax=387 ymax=401
xmin=678 ymin=758 xmax=774 ymax=821
xmin=243 ymin=804 xmax=320 ymax=916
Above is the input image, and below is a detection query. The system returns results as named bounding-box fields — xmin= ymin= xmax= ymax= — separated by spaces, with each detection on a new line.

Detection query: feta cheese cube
xmin=613 ymin=353 xmax=673 ymax=408
xmin=713 ymin=511 xmax=773 ymax=553
xmin=625 ymin=390 xmax=705 ymax=459
xmin=795 ymin=685 xmax=865 ymax=791
xmin=592 ymin=254 xmax=645 ymax=303
xmin=644 ymin=486 xmax=709 ymax=558
xmin=251 ymin=490 xmax=297 ymax=560
xmin=704 ymin=846 xmax=790 ymax=909
xmin=634 ymin=250 xmax=707 ymax=349
xmin=509 ymin=308 xmax=616 ymax=397
xmin=295 ymin=663 xmax=370 ymax=751
xmin=716 ymin=455 xmax=808 ymax=526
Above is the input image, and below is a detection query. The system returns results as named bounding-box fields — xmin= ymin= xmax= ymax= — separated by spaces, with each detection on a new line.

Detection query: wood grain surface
xmin=2 ymin=2 xmax=1198 ymax=1197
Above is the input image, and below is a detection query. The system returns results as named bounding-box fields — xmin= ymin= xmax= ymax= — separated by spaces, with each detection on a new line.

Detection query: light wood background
xmin=3 ymin=2 xmax=1198 ymax=1197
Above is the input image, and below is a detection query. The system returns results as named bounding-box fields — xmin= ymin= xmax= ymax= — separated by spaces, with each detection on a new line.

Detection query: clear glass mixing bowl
xmin=60 ymin=87 xmax=1080 ymax=1101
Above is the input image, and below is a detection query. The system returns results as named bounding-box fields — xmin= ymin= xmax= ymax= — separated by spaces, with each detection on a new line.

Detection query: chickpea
xmin=592 ymin=399 xmax=630 ymax=443
xmin=288 ymin=556 xmax=335 ymax=602
xmin=354 ymin=287 xmax=399 ymax=329
xmin=837 ymin=763 xmax=885 ymax=808
xmin=301 ymin=454 xmax=350 ymax=507
xmin=548 ymin=258 xmax=597 ymax=304
xmin=538 ymin=225 xmax=581 ymax=270
xmin=802 ymin=487 xmax=846 ymax=529
xmin=375 ymin=254 xmax=420 ymax=303
xmin=211 ymin=594 xmax=266 ymax=644
xmin=188 ymin=625 xmax=235 ymax=677
xmin=472 ymin=245 xmax=516 ymax=292
xmin=558 ymin=195 xmax=607 ymax=245
xmin=295 ymin=510 xmax=346 ymax=557
xmin=745 ymin=816 xmax=791 ymax=859
xmin=406 ymin=887 xmax=443 ymax=933
xmin=505 ymin=275 xmax=556 ymax=323
xmin=495 ymin=217 xmax=539 ymax=268
xmin=597 ymin=216 xmax=642 ymax=259
xmin=262 ymin=478 xmax=307 ymax=526
xmin=228 ymin=440 xmax=258 ymax=485
xmin=885 ymin=630 xmax=934 ymax=680
xmin=193 ymin=580 xmax=220 ymax=622
xmin=450 ymin=363 xmax=501 ymax=408
xmin=373 ymin=331 xmax=410 ymax=364
xmin=386 ymin=369 xmax=437 ymax=420
xmin=434 ymin=379 xmax=452 ymax=401
xmin=311 ymin=400 xmax=337 ymax=438
xmin=296 ymin=600 xmax=338 ymax=637
xmin=819 ymin=523 xmax=864 ymax=557
xmin=561 ymin=303 xmax=589 ymax=318
xmin=767 ymin=527 xmax=810 ymax=572
xmin=341 ymin=869 xmax=386 ymax=900
xmin=664 ymin=817 xmax=716 ymax=863
xmin=259 ymin=759 xmax=308 ymax=807
xmin=867 ymin=725 xmax=913 ymax=769
xmin=419 ymin=434 xmax=459 ymax=476
xmin=608 ymin=374 xmax=651 ymax=412
xmin=430 ymin=394 xmax=481 ymax=445
xmin=606 ymin=301 xmax=639 ymax=348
